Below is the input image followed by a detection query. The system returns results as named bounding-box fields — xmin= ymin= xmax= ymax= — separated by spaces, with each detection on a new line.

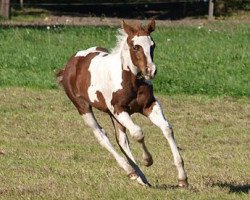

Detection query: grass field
xmin=0 ymin=88 xmax=249 ymax=199
xmin=0 ymin=21 xmax=249 ymax=199
xmin=0 ymin=22 xmax=249 ymax=96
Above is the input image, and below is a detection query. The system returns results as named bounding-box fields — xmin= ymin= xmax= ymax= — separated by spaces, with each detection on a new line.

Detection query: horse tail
xmin=56 ymin=68 xmax=65 ymax=84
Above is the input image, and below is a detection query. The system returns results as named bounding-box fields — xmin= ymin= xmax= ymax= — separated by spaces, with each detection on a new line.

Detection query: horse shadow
xmin=149 ymin=181 xmax=250 ymax=194
xmin=151 ymin=184 xmax=180 ymax=190
xmin=212 ymin=182 xmax=250 ymax=194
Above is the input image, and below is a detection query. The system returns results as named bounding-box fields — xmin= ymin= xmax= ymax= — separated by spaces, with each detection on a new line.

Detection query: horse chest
xmin=110 ymin=76 xmax=155 ymax=115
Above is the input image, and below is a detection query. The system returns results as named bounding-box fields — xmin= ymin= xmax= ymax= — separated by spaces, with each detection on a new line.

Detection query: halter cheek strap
xmin=136 ymin=72 xmax=145 ymax=80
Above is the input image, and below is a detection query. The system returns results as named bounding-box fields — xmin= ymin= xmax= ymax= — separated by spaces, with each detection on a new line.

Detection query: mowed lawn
xmin=0 ymin=22 xmax=249 ymax=96
xmin=0 ymin=88 xmax=249 ymax=199
xmin=0 ymin=22 xmax=249 ymax=199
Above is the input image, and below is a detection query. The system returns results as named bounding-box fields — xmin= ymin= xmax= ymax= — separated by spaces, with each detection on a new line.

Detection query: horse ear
xmin=147 ymin=19 xmax=156 ymax=34
xmin=122 ymin=20 xmax=135 ymax=35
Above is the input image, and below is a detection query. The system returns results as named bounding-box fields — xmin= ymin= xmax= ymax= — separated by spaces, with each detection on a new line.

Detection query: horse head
xmin=123 ymin=20 xmax=157 ymax=80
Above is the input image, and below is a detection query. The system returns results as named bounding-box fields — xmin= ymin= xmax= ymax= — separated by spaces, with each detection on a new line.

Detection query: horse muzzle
xmin=143 ymin=64 xmax=157 ymax=80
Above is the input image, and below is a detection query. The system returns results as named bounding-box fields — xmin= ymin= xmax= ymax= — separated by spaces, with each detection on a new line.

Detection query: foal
xmin=57 ymin=20 xmax=188 ymax=187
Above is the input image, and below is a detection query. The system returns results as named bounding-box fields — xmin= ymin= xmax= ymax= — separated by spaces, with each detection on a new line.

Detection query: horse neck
xmin=109 ymin=42 xmax=138 ymax=89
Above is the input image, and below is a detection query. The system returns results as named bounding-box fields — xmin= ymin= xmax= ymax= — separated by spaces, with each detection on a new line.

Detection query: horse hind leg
xmin=62 ymin=83 xmax=136 ymax=182
xmin=81 ymin=110 xmax=136 ymax=178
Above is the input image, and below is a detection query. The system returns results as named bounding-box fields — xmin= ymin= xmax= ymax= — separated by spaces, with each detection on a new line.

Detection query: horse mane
xmin=110 ymin=21 xmax=150 ymax=55
xmin=111 ymin=28 xmax=128 ymax=54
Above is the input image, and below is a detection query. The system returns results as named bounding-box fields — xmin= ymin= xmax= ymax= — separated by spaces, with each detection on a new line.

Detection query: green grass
xmin=0 ymin=88 xmax=249 ymax=199
xmin=155 ymin=23 xmax=250 ymax=97
xmin=0 ymin=22 xmax=249 ymax=97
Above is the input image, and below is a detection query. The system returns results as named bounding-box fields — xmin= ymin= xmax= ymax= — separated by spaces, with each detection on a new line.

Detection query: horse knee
xmin=131 ymin=126 xmax=144 ymax=142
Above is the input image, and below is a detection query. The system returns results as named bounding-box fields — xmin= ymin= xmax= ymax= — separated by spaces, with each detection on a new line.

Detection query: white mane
xmin=111 ymin=29 xmax=128 ymax=54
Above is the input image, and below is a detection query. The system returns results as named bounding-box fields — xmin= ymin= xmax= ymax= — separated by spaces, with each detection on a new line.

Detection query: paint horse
xmin=57 ymin=20 xmax=188 ymax=187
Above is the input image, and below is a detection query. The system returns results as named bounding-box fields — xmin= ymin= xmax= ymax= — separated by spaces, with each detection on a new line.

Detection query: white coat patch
xmin=132 ymin=36 xmax=154 ymax=60
xmin=132 ymin=35 xmax=156 ymax=78
xmin=75 ymin=47 xmax=107 ymax=57
xmin=75 ymin=47 xmax=98 ymax=57
xmin=87 ymin=52 xmax=123 ymax=110
xmin=74 ymin=46 xmax=123 ymax=110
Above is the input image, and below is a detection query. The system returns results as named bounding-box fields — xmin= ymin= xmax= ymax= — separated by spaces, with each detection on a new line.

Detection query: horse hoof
xmin=136 ymin=176 xmax=151 ymax=187
xmin=128 ymin=172 xmax=150 ymax=186
xmin=142 ymin=156 xmax=153 ymax=167
xmin=128 ymin=171 xmax=138 ymax=180
xmin=178 ymin=179 xmax=188 ymax=188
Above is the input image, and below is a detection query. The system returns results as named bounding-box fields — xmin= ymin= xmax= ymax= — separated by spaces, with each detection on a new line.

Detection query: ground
xmin=0 ymin=88 xmax=249 ymax=199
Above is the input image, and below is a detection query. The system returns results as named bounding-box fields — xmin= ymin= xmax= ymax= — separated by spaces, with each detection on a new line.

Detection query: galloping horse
xmin=56 ymin=20 xmax=188 ymax=187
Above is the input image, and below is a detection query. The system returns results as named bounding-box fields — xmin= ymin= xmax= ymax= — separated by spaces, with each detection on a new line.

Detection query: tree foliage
xmin=215 ymin=0 xmax=250 ymax=15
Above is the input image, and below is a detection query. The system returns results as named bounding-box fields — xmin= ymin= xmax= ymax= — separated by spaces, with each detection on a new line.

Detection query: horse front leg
xmin=112 ymin=110 xmax=152 ymax=186
xmin=110 ymin=116 xmax=150 ymax=185
xmin=144 ymin=100 xmax=188 ymax=187
xmin=113 ymin=111 xmax=153 ymax=166
xmin=110 ymin=116 xmax=137 ymax=164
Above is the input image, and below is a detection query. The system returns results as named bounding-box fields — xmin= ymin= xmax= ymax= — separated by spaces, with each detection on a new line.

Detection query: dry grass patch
xmin=0 ymin=88 xmax=249 ymax=199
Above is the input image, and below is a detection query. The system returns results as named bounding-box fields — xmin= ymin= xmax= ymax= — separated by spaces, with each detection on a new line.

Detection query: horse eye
xmin=133 ymin=45 xmax=139 ymax=51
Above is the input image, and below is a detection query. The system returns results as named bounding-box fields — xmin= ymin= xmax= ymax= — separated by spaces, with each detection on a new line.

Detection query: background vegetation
xmin=8 ymin=0 xmax=250 ymax=20
xmin=0 ymin=23 xmax=249 ymax=97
